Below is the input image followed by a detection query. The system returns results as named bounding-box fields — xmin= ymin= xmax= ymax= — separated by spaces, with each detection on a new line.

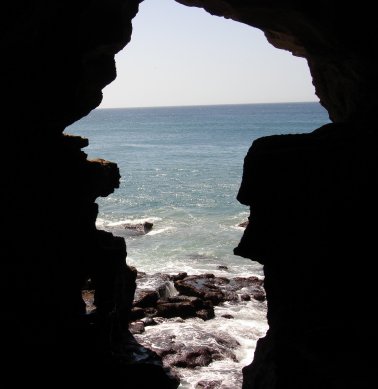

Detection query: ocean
xmin=66 ymin=102 xmax=330 ymax=388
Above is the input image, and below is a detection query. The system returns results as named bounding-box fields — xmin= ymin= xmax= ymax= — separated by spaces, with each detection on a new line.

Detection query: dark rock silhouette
xmin=235 ymin=123 xmax=378 ymax=388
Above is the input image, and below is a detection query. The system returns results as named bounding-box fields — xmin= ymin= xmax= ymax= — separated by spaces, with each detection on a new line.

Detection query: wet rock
xmin=252 ymin=292 xmax=266 ymax=302
xmin=238 ymin=220 xmax=249 ymax=228
xmin=174 ymin=273 xmax=262 ymax=305
xmin=222 ymin=291 xmax=239 ymax=301
xmin=241 ymin=293 xmax=251 ymax=301
xmin=122 ymin=221 xmax=153 ymax=235
xmin=167 ymin=346 xmax=214 ymax=368
xmin=140 ymin=334 xmax=179 ymax=359
xmin=136 ymin=328 xmax=240 ymax=376
xmin=131 ymin=272 xmax=265 ymax=326
xmin=221 ymin=314 xmax=234 ymax=319
xmin=217 ymin=265 xmax=229 ymax=271
xmin=230 ymin=276 xmax=263 ymax=289
xmin=196 ymin=380 xmax=222 ymax=389
xmin=129 ymin=321 xmax=145 ymax=334
xmin=226 ymin=276 xmax=266 ymax=301
xmin=136 ymin=270 xmax=147 ymax=279
xmin=174 ymin=274 xmax=225 ymax=304
xmin=156 ymin=295 xmax=214 ymax=320
xmin=168 ymin=272 xmax=188 ymax=281
xmin=142 ymin=317 xmax=158 ymax=326
xmin=157 ymin=300 xmax=198 ymax=319
xmin=214 ymin=333 xmax=240 ymax=350
xmin=213 ymin=277 xmax=230 ymax=285
xmin=134 ymin=290 xmax=159 ymax=308
xmin=196 ymin=308 xmax=215 ymax=321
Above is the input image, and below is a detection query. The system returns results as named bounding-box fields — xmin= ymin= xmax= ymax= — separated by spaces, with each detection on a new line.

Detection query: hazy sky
xmin=99 ymin=0 xmax=318 ymax=109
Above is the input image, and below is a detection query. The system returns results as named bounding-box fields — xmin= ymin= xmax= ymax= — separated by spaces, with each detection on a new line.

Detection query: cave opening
xmin=65 ymin=0 xmax=329 ymax=387
xmin=4 ymin=1 xmax=378 ymax=388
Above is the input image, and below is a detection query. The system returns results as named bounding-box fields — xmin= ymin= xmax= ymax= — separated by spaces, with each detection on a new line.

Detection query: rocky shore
xmin=83 ymin=270 xmax=266 ymax=385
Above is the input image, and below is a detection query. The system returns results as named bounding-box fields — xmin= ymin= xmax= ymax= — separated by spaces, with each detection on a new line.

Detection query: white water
xmin=132 ymin=271 xmax=268 ymax=388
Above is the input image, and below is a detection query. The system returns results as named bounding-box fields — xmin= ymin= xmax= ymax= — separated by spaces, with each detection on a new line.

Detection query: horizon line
xmin=97 ymin=100 xmax=320 ymax=110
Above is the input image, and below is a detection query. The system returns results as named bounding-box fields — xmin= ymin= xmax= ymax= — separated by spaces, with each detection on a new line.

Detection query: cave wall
xmin=1 ymin=0 xmax=377 ymax=388
xmin=235 ymin=124 xmax=378 ymax=389
xmin=2 ymin=1 xmax=177 ymax=386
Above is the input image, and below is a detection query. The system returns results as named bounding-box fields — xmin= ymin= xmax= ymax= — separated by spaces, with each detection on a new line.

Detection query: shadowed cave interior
xmin=2 ymin=1 xmax=378 ymax=388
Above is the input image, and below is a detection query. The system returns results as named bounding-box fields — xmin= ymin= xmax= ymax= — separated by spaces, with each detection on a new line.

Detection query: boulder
xmin=123 ymin=221 xmax=153 ymax=235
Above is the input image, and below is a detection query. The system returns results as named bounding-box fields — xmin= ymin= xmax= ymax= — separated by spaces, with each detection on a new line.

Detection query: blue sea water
xmin=66 ymin=102 xmax=330 ymax=388
xmin=66 ymin=102 xmax=329 ymax=276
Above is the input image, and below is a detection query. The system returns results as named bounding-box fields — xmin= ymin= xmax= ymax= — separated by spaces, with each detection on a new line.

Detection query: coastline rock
xmin=174 ymin=274 xmax=226 ymax=304
xmin=196 ymin=308 xmax=216 ymax=321
xmin=174 ymin=274 xmax=264 ymax=304
xmin=168 ymin=272 xmax=188 ymax=281
xmin=122 ymin=221 xmax=153 ymax=235
xmin=130 ymin=321 xmax=145 ymax=334
xmin=142 ymin=317 xmax=158 ymax=327
xmin=167 ymin=346 xmax=214 ymax=368
xmin=156 ymin=296 xmax=215 ymax=320
xmin=196 ymin=381 xmax=222 ymax=389
xmin=135 ymin=323 xmax=241 ymax=380
xmin=128 ymin=271 xmax=262 ymax=378
xmin=136 ymin=271 xmax=147 ymax=279
xmin=130 ymin=272 xmax=265 ymax=325
xmin=134 ymin=290 xmax=159 ymax=308
xmin=252 ymin=291 xmax=266 ymax=302
xmin=240 ymin=294 xmax=251 ymax=301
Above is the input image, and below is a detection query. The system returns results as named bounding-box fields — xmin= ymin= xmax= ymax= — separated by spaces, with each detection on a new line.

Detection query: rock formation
xmin=1 ymin=0 xmax=377 ymax=388
xmin=122 ymin=221 xmax=154 ymax=235
xmin=1 ymin=1 xmax=177 ymax=386
xmin=235 ymin=124 xmax=378 ymax=388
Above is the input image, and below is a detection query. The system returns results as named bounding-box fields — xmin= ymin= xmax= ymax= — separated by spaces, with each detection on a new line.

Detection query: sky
xmin=99 ymin=0 xmax=317 ymax=109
